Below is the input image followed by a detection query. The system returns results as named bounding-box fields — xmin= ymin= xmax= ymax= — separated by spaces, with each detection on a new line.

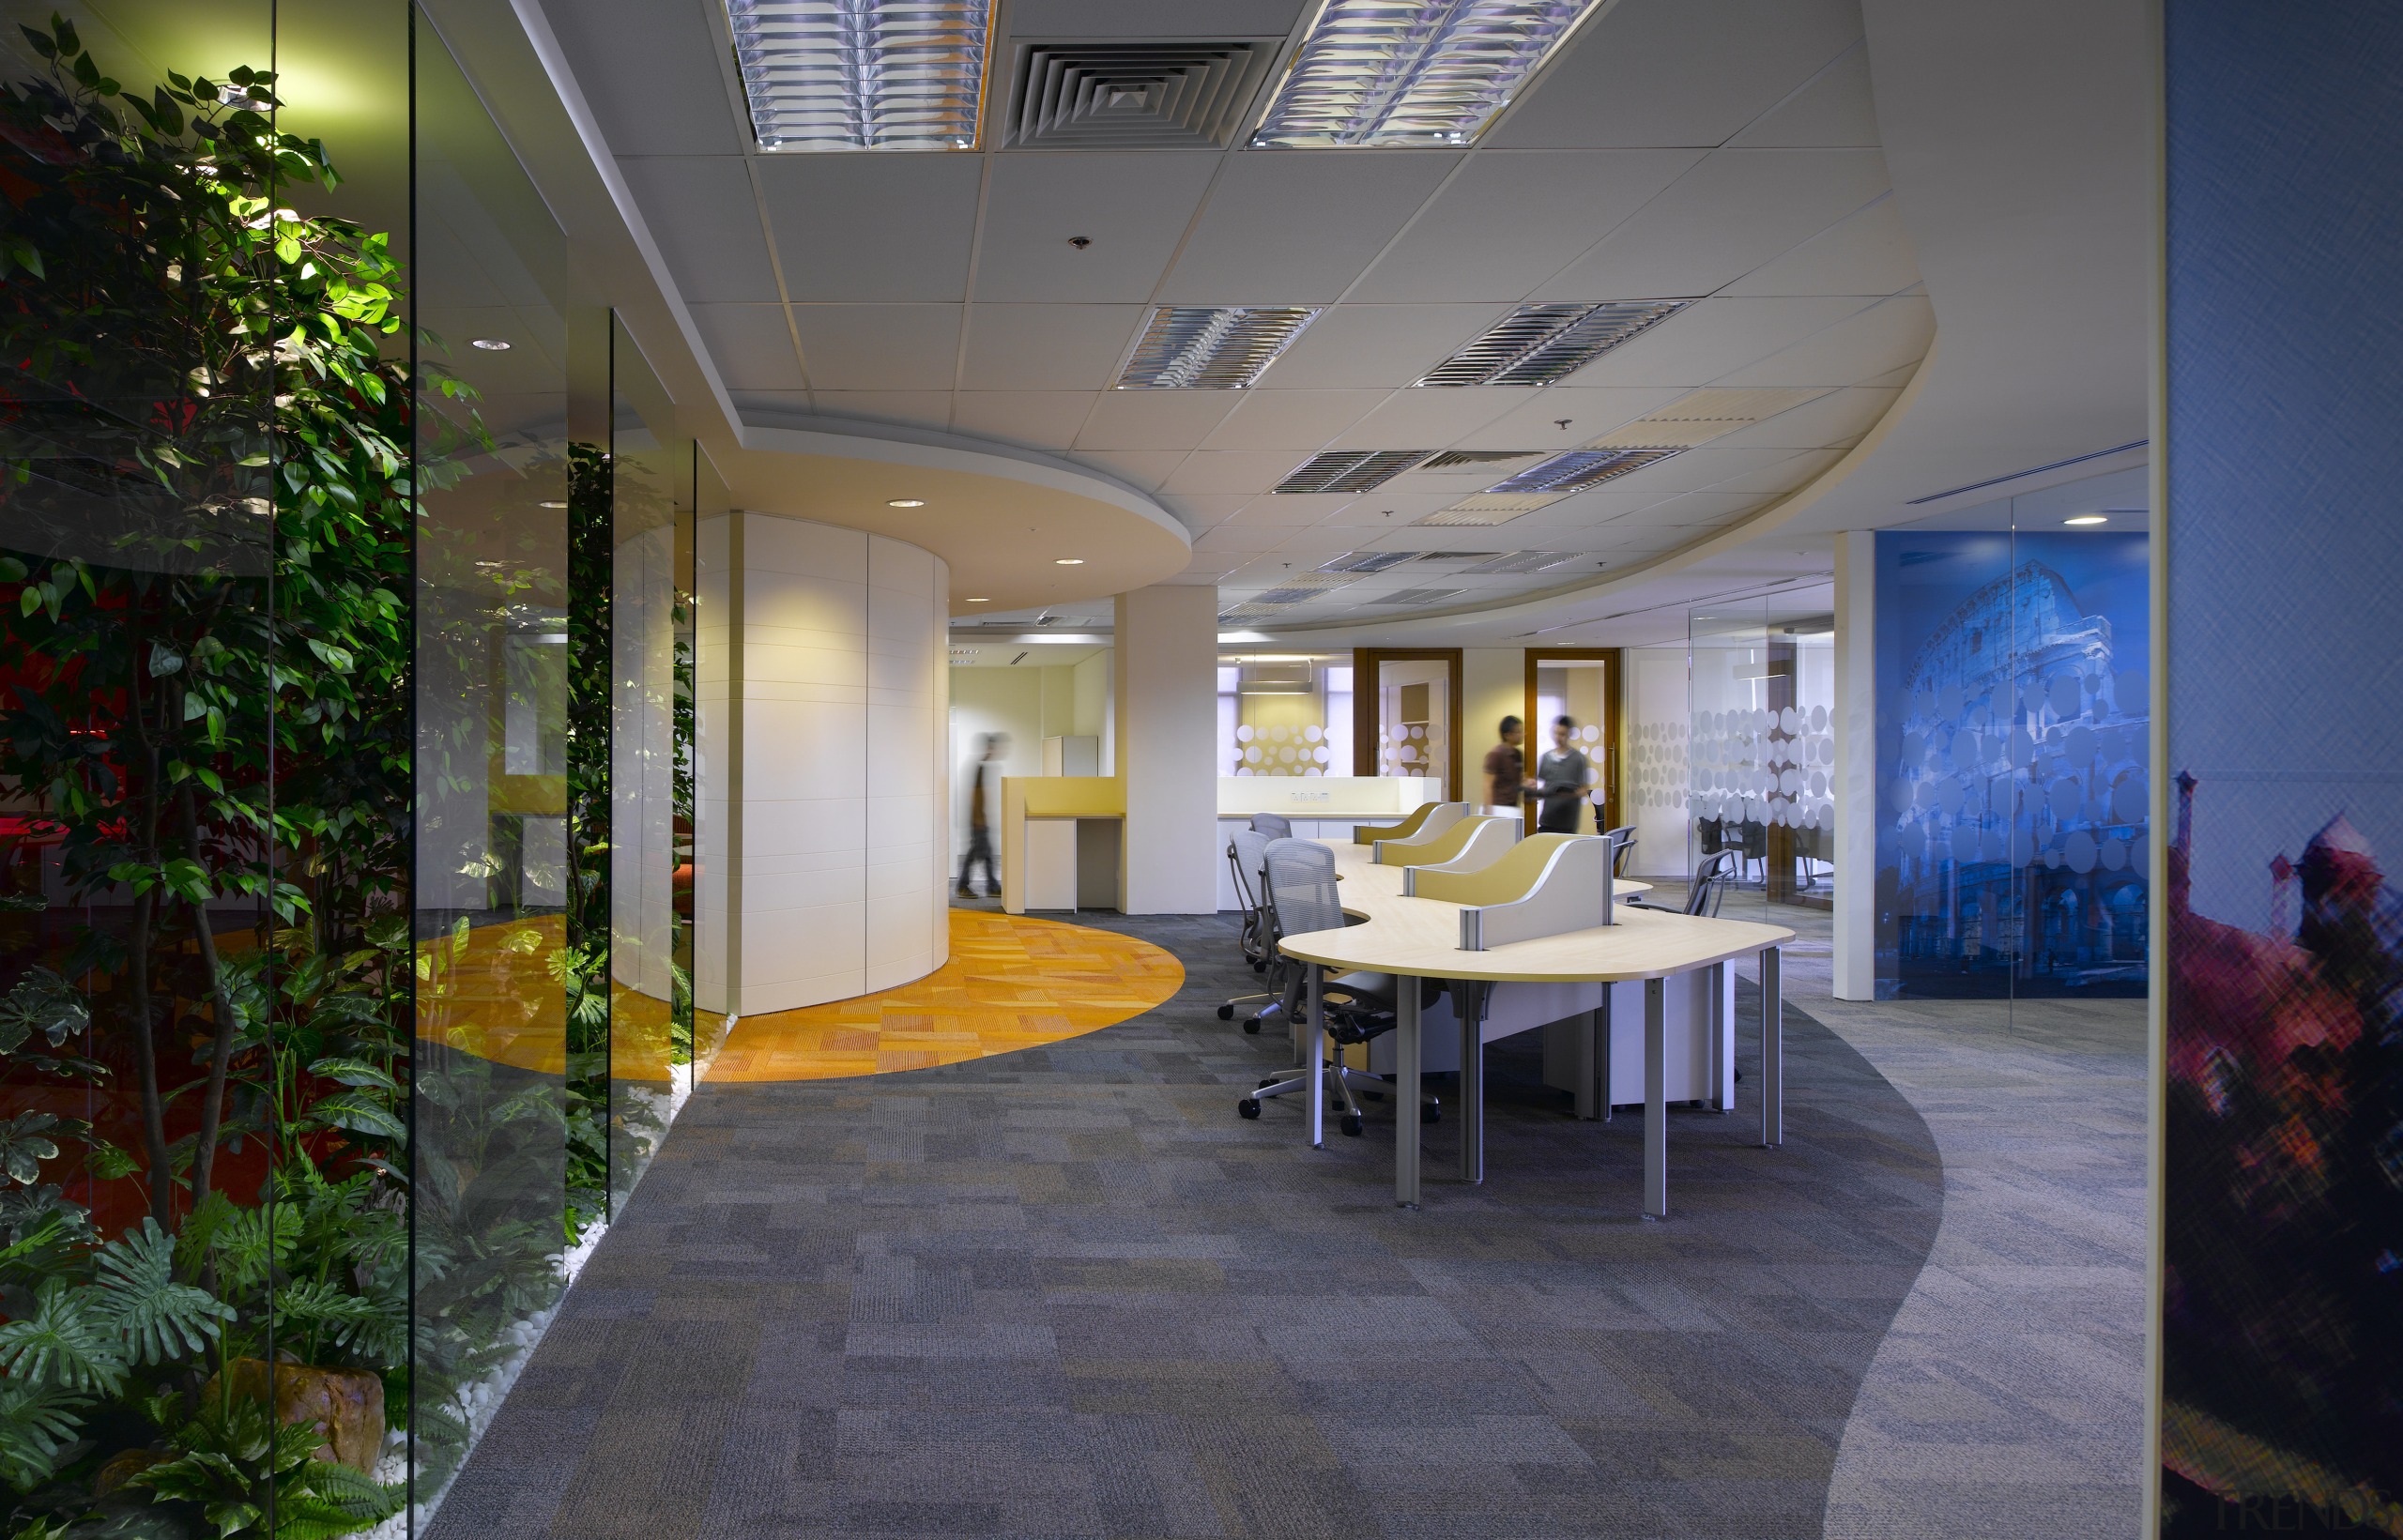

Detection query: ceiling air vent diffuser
xmin=1273 ymin=450 xmax=1431 ymax=494
xmin=1418 ymin=300 xmax=1690 ymax=387
xmin=1004 ymin=39 xmax=1278 ymax=148
xmin=1115 ymin=306 xmax=1319 ymax=389
xmin=1419 ymin=449 xmax=1542 ymax=469
xmin=1317 ymin=550 xmax=1417 ymax=573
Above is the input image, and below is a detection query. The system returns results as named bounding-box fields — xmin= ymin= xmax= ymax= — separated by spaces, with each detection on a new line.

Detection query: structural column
xmin=1831 ymin=529 xmax=1878 ymax=999
xmin=1113 ymin=586 xmax=1218 ymax=914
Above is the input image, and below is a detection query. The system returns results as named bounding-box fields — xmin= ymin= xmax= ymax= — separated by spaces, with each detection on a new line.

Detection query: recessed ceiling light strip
xmin=1418 ymin=299 xmax=1689 ymax=388
xmin=1484 ymin=446 xmax=1682 ymax=495
xmin=1116 ymin=306 xmax=1320 ymax=389
xmin=724 ymin=0 xmax=994 ymax=152
xmin=1272 ymin=449 xmax=1431 ymax=494
xmin=1250 ymin=0 xmax=1607 ymax=148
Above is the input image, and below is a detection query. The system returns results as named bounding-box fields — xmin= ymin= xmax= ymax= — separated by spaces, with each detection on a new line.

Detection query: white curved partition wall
xmin=696 ymin=511 xmax=949 ymax=1016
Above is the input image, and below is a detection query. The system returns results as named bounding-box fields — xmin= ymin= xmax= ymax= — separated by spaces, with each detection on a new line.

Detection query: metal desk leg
xmin=1643 ymin=978 xmax=1668 ymax=1220
xmin=1572 ymin=1006 xmax=1597 ymax=1121
xmin=1709 ymin=960 xmax=1728 ymax=1113
xmin=1307 ymin=963 xmax=1324 ymax=1151
xmin=1759 ymin=946 xmax=1783 ymax=1149
xmin=1396 ymin=980 xmax=1421 ymax=1209
xmin=1459 ymin=981 xmax=1484 ymax=1184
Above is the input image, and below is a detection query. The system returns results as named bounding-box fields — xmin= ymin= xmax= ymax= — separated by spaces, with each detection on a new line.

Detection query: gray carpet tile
xmin=427 ymin=910 xmax=1945 ymax=1540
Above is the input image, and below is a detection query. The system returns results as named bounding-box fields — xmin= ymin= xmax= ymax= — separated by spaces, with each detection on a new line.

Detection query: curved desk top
xmin=1285 ymin=840 xmax=1787 ymax=983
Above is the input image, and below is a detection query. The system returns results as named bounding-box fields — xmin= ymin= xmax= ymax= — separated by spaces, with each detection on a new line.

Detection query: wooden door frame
xmin=1351 ymin=648 xmax=1465 ymax=801
xmin=1523 ymin=648 xmax=1622 ymax=834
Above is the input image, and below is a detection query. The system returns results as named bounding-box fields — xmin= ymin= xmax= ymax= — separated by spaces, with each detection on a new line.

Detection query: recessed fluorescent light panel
xmin=1317 ymin=550 xmax=1418 ymax=573
xmin=724 ymin=0 xmax=994 ymax=151
xmin=1272 ymin=450 xmax=1431 ymax=494
xmin=1115 ymin=306 xmax=1320 ymax=388
xmin=1485 ymin=447 xmax=1682 ymax=495
xmin=1419 ymin=300 xmax=1690 ymax=388
xmin=1249 ymin=0 xmax=1606 ymax=148
xmin=1458 ymin=550 xmax=1579 ymax=573
xmin=1418 ymin=449 xmax=1543 ymax=469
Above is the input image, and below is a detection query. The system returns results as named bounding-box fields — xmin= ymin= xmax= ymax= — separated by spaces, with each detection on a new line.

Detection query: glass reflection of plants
xmin=0 ymin=24 xmax=407 ymax=1537
xmin=562 ymin=442 xmax=610 ymax=1240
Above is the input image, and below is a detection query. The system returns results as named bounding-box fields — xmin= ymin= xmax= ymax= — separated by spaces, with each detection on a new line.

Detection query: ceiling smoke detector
xmin=1417 ymin=300 xmax=1690 ymax=388
xmin=1115 ymin=306 xmax=1320 ymax=389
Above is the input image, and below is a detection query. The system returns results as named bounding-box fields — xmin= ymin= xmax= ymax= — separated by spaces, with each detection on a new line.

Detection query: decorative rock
xmin=202 ymin=1359 xmax=387 ymax=1471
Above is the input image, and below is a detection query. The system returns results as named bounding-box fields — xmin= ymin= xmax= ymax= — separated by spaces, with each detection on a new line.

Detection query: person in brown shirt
xmin=1482 ymin=715 xmax=1525 ymax=816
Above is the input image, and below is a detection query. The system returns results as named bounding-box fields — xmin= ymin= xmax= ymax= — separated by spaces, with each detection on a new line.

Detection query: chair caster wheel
xmin=1217 ymin=1004 xmax=1234 ymax=1020
xmin=1422 ymin=1102 xmax=1441 ymax=1125
xmin=1258 ymin=1075 xmax=1280 ymax=1089
xmin=1242 ymin=1018 xmax=1262 ymax=1034
xmin=1251 ymin=961 xmax=1266 ymax=973
xmin=1340 ymin=1112 xmax=1364 ymax=1137
xmin=1238 ymin=1098 xmax=1262 ymax=1120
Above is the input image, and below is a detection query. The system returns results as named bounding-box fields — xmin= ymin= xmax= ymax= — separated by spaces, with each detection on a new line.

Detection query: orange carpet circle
xmin=704 ymin=909 xmax=1186 ymax=1083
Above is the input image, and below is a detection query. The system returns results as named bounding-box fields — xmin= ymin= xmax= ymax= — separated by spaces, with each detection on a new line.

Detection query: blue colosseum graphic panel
xmin=1873 ymin=530 xmax=2150 ymax=999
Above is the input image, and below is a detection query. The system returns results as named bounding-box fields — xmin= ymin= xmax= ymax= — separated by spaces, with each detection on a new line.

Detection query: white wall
xmin=1462 ymin=648 xmax=1522 ymax=805
xmin=695 ymin=515 xmax=733 ymax=1016
xmin=947 ymin=658 xmax=1107 ymax=870
xmin=697 ymin=511 xmax=949 ymax=1015
xmin=1832 ymin=530 xmax=1876 ymax=1000
xmin=1116 ymin=587 xmax=1218 ymax=913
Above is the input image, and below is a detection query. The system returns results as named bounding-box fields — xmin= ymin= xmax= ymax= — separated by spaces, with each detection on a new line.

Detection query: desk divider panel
xmin=1376 ymin=813 xmax=1501 ymax=869
xmin=1454 ymin=835 xmax=1617 ymax=950
xmin=1400 ymin=817 xmax=1521 ymax=893
xmin=1368 ymin=800 xmax=1470 ymax=861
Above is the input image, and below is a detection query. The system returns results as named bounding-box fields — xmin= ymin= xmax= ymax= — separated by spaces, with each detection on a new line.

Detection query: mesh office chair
xmin=1249 ymin=813 xmax=1292 ymax=840
xmin=1237 ymin=839 xmax=1439 ymax=1136
xmin=1600 ymin=824 xmax=1637 ymax=878
xmin=1629 ymin=848 xmax=1738 ymax=918
xmin=1217 ymin=828 xmax=1283 ymax=1029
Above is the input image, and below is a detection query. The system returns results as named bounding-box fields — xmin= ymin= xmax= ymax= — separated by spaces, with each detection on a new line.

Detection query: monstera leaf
xmin=92 ymin=1218 xmax=234 ymax=1365
xmin=0 ymin=1277 xmax=127 ymax=1395
xmin=0 ymin=1377 xmax=88 ymax=1491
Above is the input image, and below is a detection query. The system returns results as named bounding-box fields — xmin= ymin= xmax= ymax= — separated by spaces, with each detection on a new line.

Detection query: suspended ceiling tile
xmin=1721 ymin=193 xmax=1921 ymax=297
xmin=1538 ymin=149 xmax=1892 ymax=301
xmin=1637 ymin=491 xmax=1778 ymax=524
xmin=1222 ymin=493 xmax=1352 ymax=527
xmin=1727 ymin=42 xmax=1880 ymax=148
xmin=1262 ymin=303 xmax=1511 ymax=389
xmin=972 ymin=153 xmax=1222 ymax=303
xmin=1591 ymin=445 xmax=1806 ymax=495
xmin=788 ymin=305 xmax=963 ymax=391
xmin=1489 ymin=0 xmax=1863 ymax=149
xmin=1559 ymin=296 xmax=1877 ymax=388
xmin=546 ymin=0 xmax=748 ymax=155
xmin=1064 ymin=450 xmax=1188 ymax=491
xmin=1318 ymin=494 xmax=1457 ymax=525
xmin=617 ymin=157 xmax=780 ymax=303
xmin=960 ymin=305 xmax=1147 ymax=389
xmin=1327 ymin=387 xmax=1523 ymax=448
xmin=1158 ymin=494 xmax=1253 ymax=530
xmin=1200 ymin=389 xmax=1391 ymax=450
xmin=686 ymin=302 xmax=807 ymax=390
xmin=1719 ymin=294 xmax=1935 ymax=387
xmin=804 ymin=392 xmax=958 ymax=432
xmin=1348 ymin=150 xmax=1704 ymax=303
xmin=1449 ymin=386 xmax=1688 ymax=447
xmin=1006 ymin=0 xmax=1306 ymax=33
xmin=1161 ymin=151 xmax=1462 ymax=304
xmin=948 ymin=390 xmax=1101 ymax=450
xmin=729 ymin=390 xmax=815 ymax=419
xmin=756 ymin=156 xmax=985 ymax=302
xmin=1073 ymin=390 xmax=1245 ymax=450
xmin=1194 ymin=524 xmax=1287 ymax=555
xmin=1704 ymin=386 xmax=1901 ymax=450
xmin=1161 ymin=450 xmax=1317 ymax=494
xmin=1697 ymin=447 xmax=1845 ymax=496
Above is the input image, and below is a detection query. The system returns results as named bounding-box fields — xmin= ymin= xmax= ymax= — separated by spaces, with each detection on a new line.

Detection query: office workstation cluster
xmin=2 ymin=0 xmax=2391 ymax=1535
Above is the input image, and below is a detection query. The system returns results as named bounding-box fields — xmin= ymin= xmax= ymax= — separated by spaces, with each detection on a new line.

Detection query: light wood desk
xmin=1280 ymin=840 xmax=1792 ymax=1217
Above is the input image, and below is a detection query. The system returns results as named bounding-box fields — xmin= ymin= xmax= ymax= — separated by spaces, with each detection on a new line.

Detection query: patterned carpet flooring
xmin=709 ymin=912 xmax=1186 ymax=1082
xmin=428 ymin=912 xmax=1944 ymax=1540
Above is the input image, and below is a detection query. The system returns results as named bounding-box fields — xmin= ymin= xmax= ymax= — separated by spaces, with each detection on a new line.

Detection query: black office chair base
xmin=1217 ymin=1003 xmax=1234 ymax=1020
xmin=1237 ymin=1098 xmax=1262 ymax=1119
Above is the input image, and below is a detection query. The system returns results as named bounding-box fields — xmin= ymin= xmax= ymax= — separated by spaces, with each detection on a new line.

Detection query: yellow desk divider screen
xmin=1444 ymin=834 xmax=1617 ymax=950
xmin=1400 ymin=816 xmax=1520 ymax=894
xmin=1351 ymin=799 xmax=1442 ymax=845
xmin=1374 ymin=811 xmax=1495 ymax=868
xmin=1367 ymin=801 xmax=1470 ymax=861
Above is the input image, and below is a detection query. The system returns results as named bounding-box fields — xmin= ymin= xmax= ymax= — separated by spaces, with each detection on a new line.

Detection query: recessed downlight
xmin=1054 ymin=557 xmax=1084 ymax=565
xmin=2063 ymin=514 xmax=2109 ymax=526
xmin=965 ymin=597 xmax=989 ymax=602
xmin=470 ymin=338 xmax=512 ymax=351
xmin=537 ymin=500 xmax=568 ymax=510
xmin=887 ymin=497 xmax=926 ymax=508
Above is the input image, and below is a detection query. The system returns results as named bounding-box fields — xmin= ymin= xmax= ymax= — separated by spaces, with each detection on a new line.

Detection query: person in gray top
xmin=1531 ymin=715 xmax=1594 ymax=833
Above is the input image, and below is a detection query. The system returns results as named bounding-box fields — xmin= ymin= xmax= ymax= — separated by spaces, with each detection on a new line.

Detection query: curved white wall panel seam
xmin=696 ymin=511 xmax=949 ymax=1015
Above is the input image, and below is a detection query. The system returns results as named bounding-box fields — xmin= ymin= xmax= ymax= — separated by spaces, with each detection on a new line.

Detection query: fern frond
xmin=92 ymin=1217 xmax=235 ymax=1365
xmin=0 ymin=1377 xmax=89 ymax=1491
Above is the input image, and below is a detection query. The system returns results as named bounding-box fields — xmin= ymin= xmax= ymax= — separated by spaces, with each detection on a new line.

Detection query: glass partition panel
xmin=1622 ymin=644 xmax=1689 ymax=880
xmin=1529 ymin=653 xmax=1612 ymax=834
xmin=408 ymin=8 xmax=579 ymax=1519
xmin=1689 ymin=600 xmax=1835 ymax=910
xmin=1219 ymin=653 xmax=1346 ymax=777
